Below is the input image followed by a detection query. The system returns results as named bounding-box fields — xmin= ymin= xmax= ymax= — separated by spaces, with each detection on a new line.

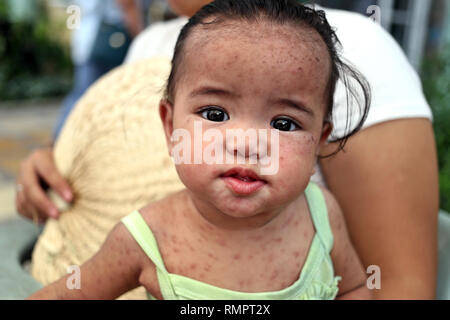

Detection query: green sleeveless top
xmin=121 ymin=182 xmax=341 ymax=300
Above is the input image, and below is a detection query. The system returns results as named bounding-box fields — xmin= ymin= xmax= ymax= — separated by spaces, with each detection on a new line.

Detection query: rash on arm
xmin=28 ymin=222 xmax=143 ymax=300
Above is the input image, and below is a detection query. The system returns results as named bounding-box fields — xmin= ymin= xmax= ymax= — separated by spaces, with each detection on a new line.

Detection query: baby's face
xmin=161 ymin=21 xmax=332 ymax=219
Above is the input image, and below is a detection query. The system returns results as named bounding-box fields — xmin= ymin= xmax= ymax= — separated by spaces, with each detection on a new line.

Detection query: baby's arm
xmin=321 ymin=187 xmax=373 ymax=300
xmin=28 ymin=223 xmax=143 ymax=300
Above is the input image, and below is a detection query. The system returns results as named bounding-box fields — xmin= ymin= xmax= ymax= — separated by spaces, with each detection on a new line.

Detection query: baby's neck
xmin=181 ymin=190 xmax=304 ymax=244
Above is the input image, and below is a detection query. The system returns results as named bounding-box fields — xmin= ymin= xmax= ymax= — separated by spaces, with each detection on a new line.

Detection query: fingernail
xmin=63 ymin=190 xmax=72 ymax=202
xmin=49 ymin=209 xmax=59 ymax=218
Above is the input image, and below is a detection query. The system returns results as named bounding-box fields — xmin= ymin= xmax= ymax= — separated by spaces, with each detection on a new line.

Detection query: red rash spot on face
xmin=233 ymin=253 xmax=241 ymax=260
xmin=249 ymin=235 xmax=263 ymax=241
xmin=217 ymin=239 xmax=227 ymax=247
xmin=274 ymin=237 xmax=283 ymax=243
xmin=204 ymin=264 xmax=212 ymax=272
xmin=190 ymin=264 xmax=197 ymax=270
xmin=293 ymin=251 xmax=300 ymax=258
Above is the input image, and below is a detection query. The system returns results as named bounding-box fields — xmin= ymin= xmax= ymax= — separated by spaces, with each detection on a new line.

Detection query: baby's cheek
xmin=277 ymin=133 xmax=317 ymax=182
xmin=295 ymin=132 xmax=317 ymax=156
xmin=175 ymin=164 xmax=200 ymax=190
xmin=176 ymin=163 xmax=219 ymax=193
xmin=278 ymin=132 xmax=317 ymax=161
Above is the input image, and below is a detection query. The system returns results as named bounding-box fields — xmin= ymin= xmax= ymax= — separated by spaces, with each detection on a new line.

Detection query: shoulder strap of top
xmin=121 ymin=210 xmax=177 ymax=299
xmin=304 ymin=182 xmax=334 ymax=253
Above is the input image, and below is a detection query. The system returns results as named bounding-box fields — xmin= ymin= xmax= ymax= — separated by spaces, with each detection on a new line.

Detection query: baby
xmin=29 ymin=0 xmax=372 ymax=300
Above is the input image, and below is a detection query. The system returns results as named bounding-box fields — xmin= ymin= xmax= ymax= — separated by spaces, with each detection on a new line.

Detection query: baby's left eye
xmin=271 ymin=118 xmax=301 ymax=132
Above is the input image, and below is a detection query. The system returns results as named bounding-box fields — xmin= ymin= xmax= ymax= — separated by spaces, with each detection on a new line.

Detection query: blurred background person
xmin=52 ymin=0 xmax=153 ymax=140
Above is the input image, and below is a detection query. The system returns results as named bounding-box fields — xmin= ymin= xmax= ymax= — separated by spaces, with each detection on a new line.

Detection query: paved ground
xmin=0 ymin=99 xmax=61 ymax=222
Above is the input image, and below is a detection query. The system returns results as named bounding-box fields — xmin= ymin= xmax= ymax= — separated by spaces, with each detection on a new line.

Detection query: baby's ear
xmin=316 ymin=121 xmax=333 ymax=156
xmin=159 ymin=99 xmax=174 ymax=155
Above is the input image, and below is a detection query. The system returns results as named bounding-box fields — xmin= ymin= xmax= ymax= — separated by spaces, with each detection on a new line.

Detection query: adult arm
xmin=320 ymin=118 xmax=439 ymax=299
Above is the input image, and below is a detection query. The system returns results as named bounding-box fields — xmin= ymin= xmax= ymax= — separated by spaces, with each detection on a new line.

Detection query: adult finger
xmin=32 ymin=149 xmax=73 ymax=203
xmin=15 ymin=183 xmax=48 ymax=222
xmin=26 ymin=178 xmax=60 ymax=219
xmin=18 ymin=158 xmax=60 ymax=219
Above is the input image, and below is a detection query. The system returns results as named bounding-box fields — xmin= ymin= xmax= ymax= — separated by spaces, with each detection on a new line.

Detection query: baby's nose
xmin=224 ymin=129 xmax=261 ymax=163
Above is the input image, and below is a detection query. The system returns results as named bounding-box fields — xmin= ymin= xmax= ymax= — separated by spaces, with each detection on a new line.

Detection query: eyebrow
xmin=189 ymin=86 xmax=239 ymax=99
xmin=275 ymin=98 xmax=315 ymax=118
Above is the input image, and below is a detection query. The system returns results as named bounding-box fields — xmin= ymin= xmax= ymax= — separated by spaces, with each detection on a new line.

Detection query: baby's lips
xmin=220 ymin=167 xmax=266 ymax=182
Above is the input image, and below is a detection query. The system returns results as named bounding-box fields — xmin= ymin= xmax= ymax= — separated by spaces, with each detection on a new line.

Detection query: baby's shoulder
xmin=315 ymin=186 xmax=348 ymax=249
xmin=317 ymin=186 xmax=342 ymax=226
xmin=113 ymin=191 xmax=182 ymax=262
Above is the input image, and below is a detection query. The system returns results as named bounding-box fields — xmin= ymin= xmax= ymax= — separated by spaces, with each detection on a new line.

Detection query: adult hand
xmin=15 ymin=148 xmax=73 ymax=223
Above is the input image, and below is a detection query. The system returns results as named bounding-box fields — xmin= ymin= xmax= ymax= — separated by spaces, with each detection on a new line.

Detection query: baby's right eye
xmin=199 ymin=107 xmax=230 ymax=122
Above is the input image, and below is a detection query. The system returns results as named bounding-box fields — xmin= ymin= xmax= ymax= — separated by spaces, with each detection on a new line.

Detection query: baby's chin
xmin=200 ymin=185 xmax=275 ymax=220
xmin=216 ymin=197 xmax=270 ymax=219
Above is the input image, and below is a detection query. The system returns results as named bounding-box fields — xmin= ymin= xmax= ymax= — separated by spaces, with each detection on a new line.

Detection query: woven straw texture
xmin=30 ymin=58 xmax=185 ymax=299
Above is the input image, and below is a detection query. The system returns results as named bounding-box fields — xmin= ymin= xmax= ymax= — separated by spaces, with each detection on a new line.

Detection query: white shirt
xmin=124 ymin=9 xmax=433 ymax=187
xmin=124 ymin=16 xmax=187 ymax=63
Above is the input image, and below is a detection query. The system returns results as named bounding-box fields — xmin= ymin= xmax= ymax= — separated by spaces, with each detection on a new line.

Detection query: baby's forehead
xmin=179 ymin=20 xmax=331 ymax=98
xmin=188 ymin=19 xmax=327 ymax=55
xmin=183 ymin=20 xmax=330 ymax=72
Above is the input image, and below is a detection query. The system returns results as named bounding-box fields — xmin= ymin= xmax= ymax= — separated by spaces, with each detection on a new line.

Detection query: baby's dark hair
xmin=164 ymin=0 xmax=371 ymax=156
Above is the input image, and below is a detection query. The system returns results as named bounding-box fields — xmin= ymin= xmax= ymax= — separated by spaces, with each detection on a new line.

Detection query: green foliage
xmin=421 ymin=45 xmax=450 ymax=212
xmin=0 ymin=0 xmax=72 ymax=100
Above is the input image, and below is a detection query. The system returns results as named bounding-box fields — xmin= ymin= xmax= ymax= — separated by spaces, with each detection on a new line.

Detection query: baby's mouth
xmin=232 ymin=175 xmax=256 ymax=182
xmin=220 ymin=168 xmax=267 ymax=195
